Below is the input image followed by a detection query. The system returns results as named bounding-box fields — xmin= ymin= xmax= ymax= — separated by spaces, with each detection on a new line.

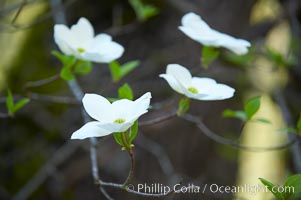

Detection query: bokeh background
xmin=1 ymin=0 xmax=301 ymax=199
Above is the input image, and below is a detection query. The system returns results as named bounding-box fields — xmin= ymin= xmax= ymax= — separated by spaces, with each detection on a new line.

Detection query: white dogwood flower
xmin=159 ymin=64 xmax=235 ymax=100
xmin=178 ymin=12 xmax=251 ymax=55
xmin=71 ymin=92 xmax=151 ymax=139
xmin=54 ymin=17 xmax=124 ymax=63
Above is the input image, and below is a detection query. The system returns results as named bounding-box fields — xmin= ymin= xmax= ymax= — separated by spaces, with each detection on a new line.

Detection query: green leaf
xmin=52 ymin=51 xmax=77 ymax=80
xmin=109 ymin=61 xmax=121 ymax=82
xmin=118 ymin=83 xmax=134 ymax=100
xmin=74 ymin=60 xmax=92 ymax=75
xmin=12 ymin=98 xmax=30 ymax=113
xmin=52 ymin=51 xmax=76 ymax=68
xmin=201 ymin=46 xmax=220 ymax=68
xmin=283 ymin=174 xmax=301 ymax=199
xmin=109 ymin=60 xmax=140 ymax=82
xmin=129 ymin=121 xmax=138 ymax=143
xmin=113 ymin=132 xmax=123 ymax=146
xmin=60 ymin=67 xmax=75 ymax=80
xmin=253 ymin=118 xmax=272 ymax=124
xmin=222 ymin=109 xmax=247 ymax=121
xmin=119 ymin=60 xmax=140 ymax=79
xmin=177 ymin=97 xmax=190 ymax=117
xmin=259 ymin=178 xmax=284 ymax=200
xmin=297 ymin=114 xmax=301 ymax=134
xmin=129 ymin=0 xmax=159 ymax=22
xmin=5 ymin=90 xmax=30 ymax=116
xmin=6 ymin=89 xmax=14 ymax=115
xmin=244 ymin=96 xmax=261 ymax=120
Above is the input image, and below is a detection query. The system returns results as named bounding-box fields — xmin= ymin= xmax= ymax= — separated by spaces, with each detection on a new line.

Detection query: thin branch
xmin=182 ymin=113 xmax=297 ymax=152
xmin=29 ymin=92 xmax=78 ymax=104
xmin=122 ymin=150 xmax=135 ymax=188
xmin=135 ymin=132 xmax=176 ymax=182
xmin=24 ymin=74 xmax=60 ymax=90
xmin=140 ymin=110 xmax=177 ymax=126
xmin=49 ymin=0 xmax=110 ymax=199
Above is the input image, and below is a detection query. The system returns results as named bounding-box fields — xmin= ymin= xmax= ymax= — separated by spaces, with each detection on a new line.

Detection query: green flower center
xmin=114 ymin=118 xmax=126 ymax=124
xmin=188 ymin=87 xmax=198 ymax=94
xmin=77 ymin=48 xmax=85 ymax=53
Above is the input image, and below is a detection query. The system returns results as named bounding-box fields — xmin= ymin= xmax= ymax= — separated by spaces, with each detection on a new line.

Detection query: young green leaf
xmin=129 ymin=121 xmax=138 ymax=143
xmin=177 ymin=97 xmax=190 ymax=117
xmin=6 ymin=90 xmax=14 ymax=115
xmin=259 ymin=178 xmax=284 ymax=200
xmin=6 ymin=90 xmax=30 ymax=116
xmin=113 ymin=132 xmax=123 ymax=146
xmin=60 ymin=67 xmax=75 ymax=80
xmin=222 ymin=109 xmax=247 ymax=121
xmin=13 ymin=98 xmax=30 ymax=113
xmin=283 ymin=174 xmax=301 ymax=200
xmin=119 ymin=60 xmax=140 ymax=79
xmin=244 ymin=96 xmax=261 ymax=120
xmin=52 ymin=51 xmax=76 ymax=68
xmin=297 ymin=114 xmax=301 ymax=134
xmin=129 ymin=0 xmax=159 ymax=22
xmin=74 ymin=60 xmax=92 ymax=75
xmin=109 ymin=61 xmax=121 ymax=82
xmin=201 ymin=46 xmax=220 ymax=68
xmin=109 ymin=60 xmax=140 ymax=82
xmin=52 ymin=51 xmax=77 ymax=80
xmin=118 ymin=83 xmax=134 ymax=100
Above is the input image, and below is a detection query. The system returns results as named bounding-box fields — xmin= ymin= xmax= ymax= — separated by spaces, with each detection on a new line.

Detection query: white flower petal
xmin=82 ymin=35 xmax=124 ymax=63
xmin=191 ymin=77 xmax=216 ymax=87
xmin=71 ymin=121 xmax=112 ymax=139
xmin=70 ymin=17 xmax=94 ymax=45
xmin=181 ymin=12 xmax=211 ymax=32
xmin=94 ymin=33 xmax=112 ymax=42
xmin=134 ymin=92 xmax=152 ymax=111
xmin=166 ymin=64 xmax=192 ymax=86
xmin=97 ymin=121 xmax=134 ymax=133
xmin=126 ymin=92 xmax=151 ymax=122
xmin=200 ymin=84 xmax=235 ymax=100
xmin=83 ymin=41 xmax=124 ymax=63
xmin=82 ymin=93 xmax=113 ymax=122
xmin=179 ymin=12 xmax=251 ymax=55
xmin=159 ymin=74 xmax=184 ymax=94
xmin=54 ymin=25 xmax=76 ymax=55
xmin=111 ymin=92 xmax=151 ymax=121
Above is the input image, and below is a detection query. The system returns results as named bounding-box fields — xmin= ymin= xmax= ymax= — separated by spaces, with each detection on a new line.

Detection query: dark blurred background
xmin=1 ymin=0 xmax=301 ymax=199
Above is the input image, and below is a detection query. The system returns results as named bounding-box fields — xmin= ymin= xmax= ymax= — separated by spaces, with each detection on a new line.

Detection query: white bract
xmin=159 ymin=64 xmax=235 ymax=100
xmin=54 ymin=17 xmax=124 ymax=63
xmin=71 ymin=92 xmax=151 ymax=139
xmin=178 ymin=12 xmax=251 ymax=55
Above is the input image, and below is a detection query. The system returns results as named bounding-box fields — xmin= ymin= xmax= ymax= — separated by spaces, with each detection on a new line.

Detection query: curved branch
xmin=182 ymin=113 xmax=297 ymax=152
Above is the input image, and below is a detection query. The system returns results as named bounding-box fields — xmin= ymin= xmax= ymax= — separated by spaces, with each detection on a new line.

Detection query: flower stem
xmin=120 ymin=132 xmax=131 ymax=151
xmin=122 ymin=149 xmax=135 ymax=189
